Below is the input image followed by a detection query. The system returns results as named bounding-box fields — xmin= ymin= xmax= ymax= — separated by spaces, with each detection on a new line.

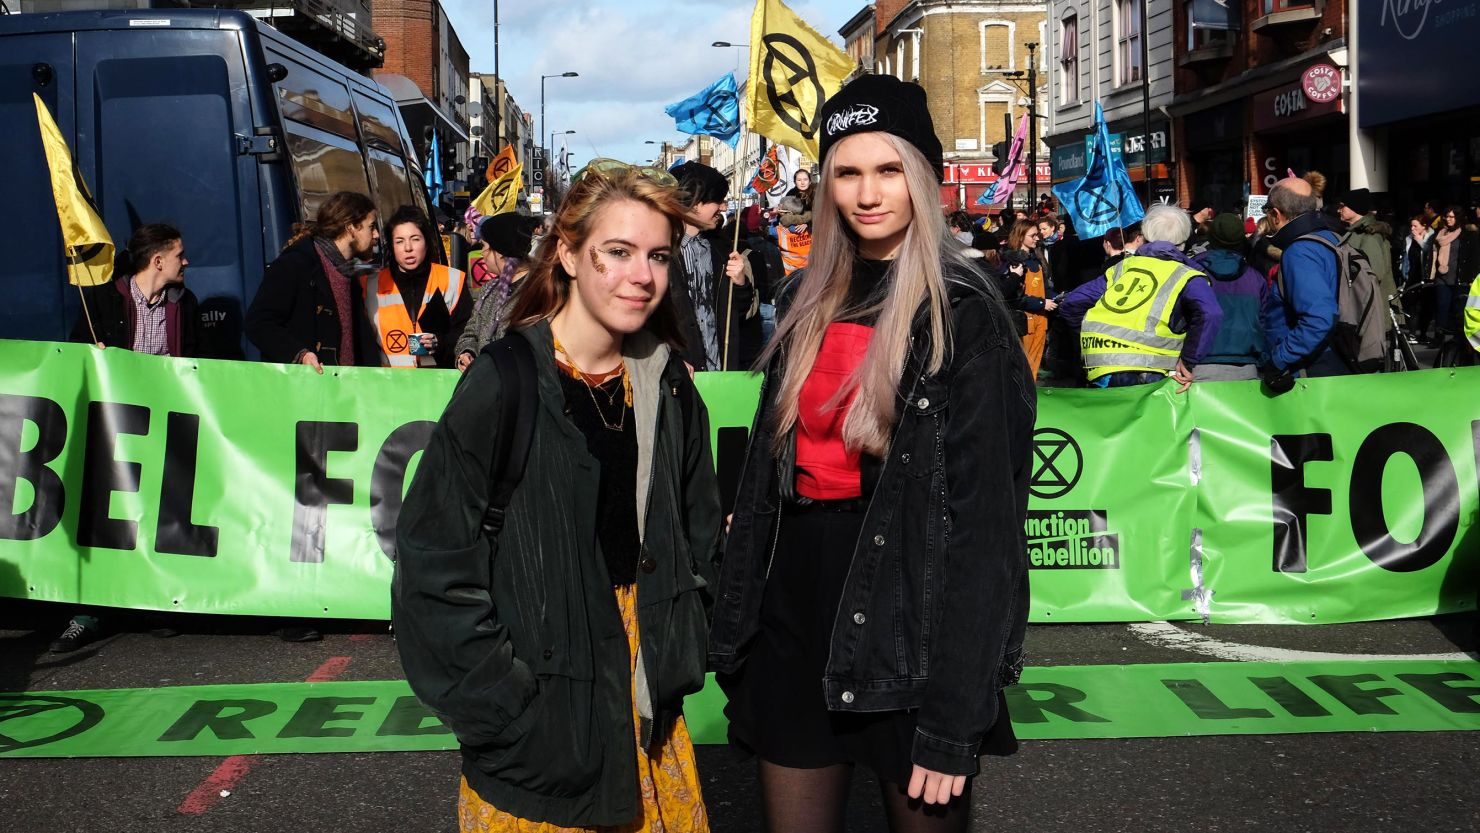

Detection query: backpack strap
xmin=479 ymin=334 xmax=538 ymax=537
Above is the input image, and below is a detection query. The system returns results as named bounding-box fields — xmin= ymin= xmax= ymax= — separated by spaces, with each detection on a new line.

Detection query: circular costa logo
xmin=1030 ymin=428 xmax=1083 ymax=500
xmin=0 ymin=694 xmax=105 ymax=753
xmin=1301 ymin=64 xmax=1340 ymax=104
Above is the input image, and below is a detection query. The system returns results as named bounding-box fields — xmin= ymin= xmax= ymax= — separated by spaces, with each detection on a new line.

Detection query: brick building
xmin=1168 ymin=0 xmax=1349 ymax=213
xmin=855 ymin=0 xmax=1050 ymax=209
xmin=373 ymin=0 xmax=470 ymax=206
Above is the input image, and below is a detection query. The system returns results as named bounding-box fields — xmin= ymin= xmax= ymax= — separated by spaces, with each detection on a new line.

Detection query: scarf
xmin=312 ymin=237 xmax=356 ymax=365
xmin=1434 ymin=226 xmax=1460 ymax=276
xmin=389 ymin=257 xmax=433 ymax=326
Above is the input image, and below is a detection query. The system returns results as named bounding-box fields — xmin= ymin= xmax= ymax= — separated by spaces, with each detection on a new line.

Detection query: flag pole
xmin=75 ymin=255 xmax=100 ymax=346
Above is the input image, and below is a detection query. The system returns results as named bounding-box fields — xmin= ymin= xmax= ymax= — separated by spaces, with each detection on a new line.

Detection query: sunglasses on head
xmin=573 ymin=158 xmax=679 ymax=188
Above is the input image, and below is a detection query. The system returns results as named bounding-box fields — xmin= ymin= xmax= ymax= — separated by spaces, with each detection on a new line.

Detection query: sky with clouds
xmin=440 ymin=0 xmax=864 ymax=170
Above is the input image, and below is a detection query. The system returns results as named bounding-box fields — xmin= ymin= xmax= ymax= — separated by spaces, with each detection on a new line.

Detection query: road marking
xmin=176 ymin=655 xmax=354 ymax=814
xmin=1129 ymin=621 xmax=1478 ymax=663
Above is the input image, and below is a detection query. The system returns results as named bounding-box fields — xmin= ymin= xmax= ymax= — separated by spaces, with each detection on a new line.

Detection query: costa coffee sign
xmin=1252 ymin=63 xmax=1345 ymax=132
xmin=1301 ymin=64 xmax=1341 ymax=103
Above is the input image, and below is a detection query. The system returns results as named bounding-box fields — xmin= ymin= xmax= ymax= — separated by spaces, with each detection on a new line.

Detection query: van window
xmin=366 ymin=150 xmax=415 ymax=223
xmin=276 ymin=63 xmax=357 ymax=140
xmin=284 ymin=123 xmax=372 ymax=219
xmin=352 ymin=91 xmax=405 ymax=155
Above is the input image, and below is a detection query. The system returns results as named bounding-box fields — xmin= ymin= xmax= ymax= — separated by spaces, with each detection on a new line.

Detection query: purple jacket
xmin=1057 ymin=241 xmax=1224 ymax=367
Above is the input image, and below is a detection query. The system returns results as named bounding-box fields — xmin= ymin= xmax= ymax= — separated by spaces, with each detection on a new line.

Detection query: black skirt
xmin=722 ymin=501 xmax=1017 ymax=786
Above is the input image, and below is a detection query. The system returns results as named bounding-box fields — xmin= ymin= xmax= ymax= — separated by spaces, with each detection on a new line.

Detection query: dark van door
xmin=0 ymin=32 xmax=77 ymax=342
xmin=73 ymin=24 xmax=265 ymax=359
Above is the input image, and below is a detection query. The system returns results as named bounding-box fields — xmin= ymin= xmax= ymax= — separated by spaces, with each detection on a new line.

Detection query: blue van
xmin=0 ymin=8 xmax=437 ymax=357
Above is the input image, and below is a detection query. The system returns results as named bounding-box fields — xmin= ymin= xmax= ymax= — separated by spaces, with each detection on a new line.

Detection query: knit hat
xmin=818 ymin=74 xmax=944 ymax=178
xmin=1208 ymin=212 xmax=1245 ymax=249
xmin=479 ymin=213 xmax=536 ymax=259
xmin=1338 ymin=187 xmax=1374 ymax=216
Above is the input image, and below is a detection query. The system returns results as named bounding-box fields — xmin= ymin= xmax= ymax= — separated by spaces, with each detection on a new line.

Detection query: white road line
xmin=1128 ymin=621 xmax=1479 ymax=663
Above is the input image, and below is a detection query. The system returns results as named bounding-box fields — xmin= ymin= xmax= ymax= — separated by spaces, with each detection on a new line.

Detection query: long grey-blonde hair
xmin=758 ymin=133 xmax=963 ymax=457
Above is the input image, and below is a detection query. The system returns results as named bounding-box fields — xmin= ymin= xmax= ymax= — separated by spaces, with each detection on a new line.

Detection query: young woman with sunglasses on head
xmin=710 ymin=75 xmax=1035 ymax=833
xmin=394 ymin=160 xmax=722 ymax=833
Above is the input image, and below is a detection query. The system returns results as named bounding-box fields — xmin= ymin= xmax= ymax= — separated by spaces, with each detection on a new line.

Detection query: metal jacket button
xmin=853 ymin=612 xmax=866 ymax=625
xmin=916 ymin=397 xmax=930 ymax=409
xmin=900 ymin=452 xmax=911 ymax=464
xmin=542 ymin=648 xmax=553 ymax=660
xmin=841 ymin=691 xmax=855 ymax=704
xmin=872 ymin=534 xmax=885 ymax=547
xmin=640 ymin=556 xmax=657 ymax=574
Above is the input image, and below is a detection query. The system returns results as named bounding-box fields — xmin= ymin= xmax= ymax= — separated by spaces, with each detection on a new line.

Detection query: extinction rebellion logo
xmin=1027 ymin=428 xmax=1121 ymax=569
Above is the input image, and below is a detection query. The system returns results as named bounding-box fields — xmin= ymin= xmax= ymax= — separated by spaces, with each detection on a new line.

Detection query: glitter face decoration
xmin=588 ymin=245 xmax=609 ymax=275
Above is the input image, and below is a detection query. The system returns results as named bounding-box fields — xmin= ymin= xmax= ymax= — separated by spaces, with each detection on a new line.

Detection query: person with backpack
xmin=392 ymin=162 xmax=721 ymax=832
xmin=1191 ymin=214 xmax=1268 ymax=380
xmin=1335 ymin=189 xmax=1398 ymax=334
xmin=1259 ymin=177 xmax=1351 ymax=389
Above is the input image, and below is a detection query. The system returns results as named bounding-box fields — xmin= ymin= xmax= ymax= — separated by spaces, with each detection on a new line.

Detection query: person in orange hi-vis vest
xmin=363 ymin=205 xmax=472 ymax=368
xmin=998 ymin=220 xmax=1057 ymax=380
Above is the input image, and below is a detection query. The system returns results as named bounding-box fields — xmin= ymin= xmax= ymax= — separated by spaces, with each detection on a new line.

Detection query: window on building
xmin=1263 ymin=0 xmax=1314 ymax=12
xmin=1059 ymin=14 xmax=1079 ymax=106
xmin=1187 ymin=0 xmax=1240 ymax=49
xmin=980 ymin=21 xmax=1014 ymax=72
xmin=1116 ymin=0 xmax=1143 ymax=86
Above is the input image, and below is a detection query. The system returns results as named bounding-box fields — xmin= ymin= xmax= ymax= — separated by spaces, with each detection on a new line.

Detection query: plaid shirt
xmin=129 ymin=278 xmax=170 ymax=356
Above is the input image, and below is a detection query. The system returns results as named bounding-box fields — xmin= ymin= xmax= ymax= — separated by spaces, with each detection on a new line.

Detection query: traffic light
xmin=990 ymin=142 xmax=1009 ymax=176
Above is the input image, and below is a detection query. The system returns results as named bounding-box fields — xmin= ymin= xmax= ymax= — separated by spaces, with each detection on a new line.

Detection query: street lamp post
xmin=1027 ymin=42 xmax=1038 ymax=207
xmin=540 ymin=71 xmax=579 ymax=189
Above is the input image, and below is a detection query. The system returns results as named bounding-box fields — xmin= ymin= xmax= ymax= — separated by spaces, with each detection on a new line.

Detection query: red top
xmin=795 ymin=322 xmax=876 ymax=500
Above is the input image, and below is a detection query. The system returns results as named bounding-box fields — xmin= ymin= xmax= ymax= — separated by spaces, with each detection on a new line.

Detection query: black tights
xmin=758 ymin=760 xmax=972 ymax=833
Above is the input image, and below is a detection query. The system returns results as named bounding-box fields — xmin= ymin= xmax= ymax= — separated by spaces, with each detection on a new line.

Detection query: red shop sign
xmin=1301 ymin=64 xmax=1341 ymax=104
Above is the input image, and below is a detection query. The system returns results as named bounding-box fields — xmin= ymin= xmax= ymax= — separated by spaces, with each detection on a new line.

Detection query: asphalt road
xmin=2 ymin=601 xmax=1477 ymax=833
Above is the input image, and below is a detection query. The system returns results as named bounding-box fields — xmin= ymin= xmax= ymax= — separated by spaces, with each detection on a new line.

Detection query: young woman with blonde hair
xmin=710 ymin=74 xmax=1035 ymax=833
xmin=395 ymin=161 xmax=721 ymax=833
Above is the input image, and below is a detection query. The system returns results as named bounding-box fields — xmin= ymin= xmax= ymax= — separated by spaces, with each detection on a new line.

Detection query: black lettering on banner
xmin=1307 ymin=674 xmax=1404 ymax=716
xmin=370 ymin=421 xmax=435 ymax=561
xmin=1269 ymin=433 xmax=1333 ymax=573
xmin=1004 ymin=683 xmax=1110 ymax=724
xmin=78 ymin=402 xmax=150 ymax=551
xmin=0 ymin=394 xmax=67 ymax=541
xmin=376 ymin=695 xmax=453 ymax=737
xmin=155 ymin=412 xmax=219 ymax=557
xmin=289 ymin=421 xmax=358 ymax=564
xmin=715 ymin=426 xmax=749 ymax=516
xmin=1396 ymin=672 xmax=1480 ymax=714
xmin=1249 ymin=676 xmax=1332 ymax=717
xmin=159 ymin=699 xmax=277 ymax=741
xmin=1348 ymin=423 xmax=1459 ymax=573
xmin=1161 ymin=679 xmax=1272 ymax=720
xmin=277 ymin=696 xmax=377 ymax=738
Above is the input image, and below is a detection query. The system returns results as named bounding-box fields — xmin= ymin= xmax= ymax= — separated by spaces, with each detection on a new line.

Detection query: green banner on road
xmin=4 ymin=660 xmax=1479 ymax=758
xmin=0 ymin=341 xmax=1475 ymax=624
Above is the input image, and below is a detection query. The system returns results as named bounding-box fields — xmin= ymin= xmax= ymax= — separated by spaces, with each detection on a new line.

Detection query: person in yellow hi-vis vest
xmin=1465 ymin=275 xmax=1480 ymax=353
xmin=363 ymin=206 xmax=472 ymax=368
xmin=1056 ymin=204 xmax=1224 ymax=393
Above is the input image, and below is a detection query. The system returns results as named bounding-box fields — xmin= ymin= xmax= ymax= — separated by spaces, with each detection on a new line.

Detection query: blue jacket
xmin=1192 ymin=248 xmax=1268 ymax=365
xmin=1262 ymin=213 xmax=1339 ymax=372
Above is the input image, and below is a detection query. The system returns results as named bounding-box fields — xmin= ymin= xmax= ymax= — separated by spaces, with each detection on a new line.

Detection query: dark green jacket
xmin=392 ymin=321 xmax=722 ymax=828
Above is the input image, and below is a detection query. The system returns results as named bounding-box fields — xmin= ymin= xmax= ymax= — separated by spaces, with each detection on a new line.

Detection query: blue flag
xmin=1052 ymin=102 xmax=1143 ymax=238
xmin=665 ymin=73 xmax=741 ymax=148
xmin=424 ymin=131 xmax=444 ymax=206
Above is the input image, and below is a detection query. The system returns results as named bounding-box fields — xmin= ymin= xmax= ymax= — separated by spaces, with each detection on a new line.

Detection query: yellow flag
xmin=472 ymin=162 xmax=524 ymax=217
xmin=747 ymin=0 xmax=858 ymax=161
xmin=33 ymin=93 xmax=114 ymax=287
xmin=484 ymin=145 xmax=518 ymax=183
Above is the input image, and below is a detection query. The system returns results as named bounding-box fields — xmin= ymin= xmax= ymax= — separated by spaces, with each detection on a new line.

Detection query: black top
xmin=842 ymin=258 xmax=891 ymax=320
xmin=558 ymin=369 xmax=640 ymax=586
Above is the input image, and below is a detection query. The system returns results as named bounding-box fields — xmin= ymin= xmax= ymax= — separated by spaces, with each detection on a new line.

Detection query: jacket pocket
xmin=898 ymin=378 xmax=948 ymax=479
xmin=471 ymin=674 xmax=605 ymax=797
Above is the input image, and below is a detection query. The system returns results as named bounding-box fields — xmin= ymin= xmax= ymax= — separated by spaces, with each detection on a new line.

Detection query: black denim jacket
xmin=709 ymin=266 xmax=1035 ymax=776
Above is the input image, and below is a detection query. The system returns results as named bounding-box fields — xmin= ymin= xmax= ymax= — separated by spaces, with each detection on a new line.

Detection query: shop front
xmin=1046 ymin=119 xmax=1174 ymax=206
xmin=940 ymin=161 xmax=1053 ymax=213
xmin=1357 ymin=2 xmax=1480 ymax=215
xmin=1249 ymin=61 xmax=1348 ymax=200
xmin=1178 ymin=100 xmax=1243 ymax=213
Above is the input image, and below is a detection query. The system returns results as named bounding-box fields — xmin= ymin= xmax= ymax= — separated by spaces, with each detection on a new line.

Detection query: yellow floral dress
xmin=457 ymin=584 xmax=709 ymax=833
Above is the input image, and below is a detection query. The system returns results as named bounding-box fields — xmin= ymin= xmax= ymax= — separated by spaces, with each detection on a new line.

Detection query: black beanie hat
xmin=479 ymin=213 xmax=536 ymax=259
xmin=1338 ymin=187 xmax=1374 ymax=217
xmin=818 ymin=74 xmax=943 ymax=179
xmin=671 ymin=161 xmax=730 ymax=207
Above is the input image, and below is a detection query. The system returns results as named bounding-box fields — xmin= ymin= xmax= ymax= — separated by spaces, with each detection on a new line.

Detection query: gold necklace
xmin=553 ymin=336 xmax=632 ymax=432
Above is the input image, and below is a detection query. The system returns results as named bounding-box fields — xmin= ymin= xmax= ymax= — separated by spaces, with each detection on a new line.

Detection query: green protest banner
xmin=0 ymin=340 xmax=1476 ymax=625
xmin=5 ymin=660 xmax=1478 ymax=758
xmin=1190 ymin=371 xmax=1480 ymax=623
